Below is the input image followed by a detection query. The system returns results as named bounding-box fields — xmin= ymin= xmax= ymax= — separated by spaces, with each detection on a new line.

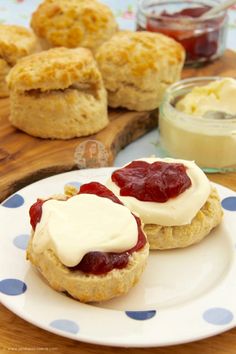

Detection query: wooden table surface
xmin=1 ymin=298 xmax=236 ymax=354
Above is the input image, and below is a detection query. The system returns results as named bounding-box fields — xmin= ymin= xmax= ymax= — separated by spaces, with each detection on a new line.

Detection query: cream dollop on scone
xmin=0 ymin=24 xmax=39 ymax=97
xmin=27 ymin=182 xmax=149 ymax=302
xmin=107 ymin=158 xmax=223 ymax=249
xmin=95 ymin=31 xmax=185 ymax=111
xmin=31 ymin=0 xmax=118 ymax=51
xmin=7 ymin=47 xmax=108 ymax=139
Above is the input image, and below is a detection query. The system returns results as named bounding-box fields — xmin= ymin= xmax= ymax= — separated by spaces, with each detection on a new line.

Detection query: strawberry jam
xmin=111 ymin=161 xmax=192 ymax=202
xmin=29 ymin=182 xmax=146 ymax=275
xmin=159 ymin=6 xmax=210 ymax=18
xmin=29 ymin=199 xmax=45 ymax=230
xmin=136 ymin=3 xmax=228 ymax=65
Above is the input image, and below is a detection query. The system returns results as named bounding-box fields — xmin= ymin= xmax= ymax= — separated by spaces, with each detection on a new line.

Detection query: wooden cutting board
xmin=0 ymin=49 xmax=236 ymax=202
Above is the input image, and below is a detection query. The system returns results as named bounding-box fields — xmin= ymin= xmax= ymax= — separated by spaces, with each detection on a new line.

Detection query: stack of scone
xmin=7 ymin=47 xmax=108 ymax=139
xmin=30 ymin=0 xmax=185 ymax=111
xmin=0 ymin=24 xmax=39 ymax=97
xmin=4 ymin=0 xmax=186 ymax=139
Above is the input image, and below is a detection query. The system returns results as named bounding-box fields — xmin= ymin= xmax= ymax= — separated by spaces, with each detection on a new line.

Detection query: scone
xmin=0 ymin=24 xmax=39 ymax=97
xmin=95 ymin=31 xmax=185 ymax=111
xmin=31 ymin=0 xmax=118 ymax=52
xmin=7 ymin=47 xmax=108 ymax=139
xmin=27 ymin=182 xmax=149 ymax=302
xmin=107 ymin=158 xmax=223 ymax=249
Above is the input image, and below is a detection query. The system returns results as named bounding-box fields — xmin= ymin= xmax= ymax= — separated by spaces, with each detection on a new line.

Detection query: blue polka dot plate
xmin=0 ymin=168 xmax=236 ymax=347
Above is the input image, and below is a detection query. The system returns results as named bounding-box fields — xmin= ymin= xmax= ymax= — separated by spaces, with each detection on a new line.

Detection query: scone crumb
xmin=64 ymin=185 xmax=79 ymax=197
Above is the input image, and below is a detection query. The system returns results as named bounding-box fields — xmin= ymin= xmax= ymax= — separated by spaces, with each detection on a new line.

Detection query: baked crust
xmin=0 ymin=59 xmax=11 ymax=97
xmin=144 ymin=188 xmax=223 ymax=249
xmin=95 ymin=31 xmax=185 ymax=111
xmin=27 ymin=237 xmax=149 ymax=303
xmin=8 ymin=88 xmax=108 ymax=139
xmin=7 ymin=47 xmax=103 ymax=92
xmin=31 ymin=0 xmax=118 ymax=51
xmin=0 ymin=24 xmax=39 ymax=65
xmin=0 ymin=24 xmax=39 ymax=97
xmin=7 ymin=48 xmax=108 ymax=139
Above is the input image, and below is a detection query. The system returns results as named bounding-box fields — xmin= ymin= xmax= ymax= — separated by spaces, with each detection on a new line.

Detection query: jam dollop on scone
xmin=107 ymin=158 xmax=223 ymax=249
xmin=26 ymin=183 xmax=149 ymax=302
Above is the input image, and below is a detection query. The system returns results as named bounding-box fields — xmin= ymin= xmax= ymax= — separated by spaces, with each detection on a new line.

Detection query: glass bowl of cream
xmin=159 ymin=76 xmax=236 ymax=172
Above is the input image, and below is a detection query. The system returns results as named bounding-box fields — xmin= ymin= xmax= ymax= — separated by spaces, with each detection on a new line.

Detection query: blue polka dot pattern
xmin=0 ymin=279 xmax=27 ymax=295
xmin=203 ymin=308 xmax=234 ymax=325
xmin=221 ymin=197 xmax=236 ymax=211
xmin=13 ymin=234 xmax=30 ymax=250
xmin=2 ymin=194 xmax=24 ymax=208
xmin=65 ymin=181 xmax=82 ymax=189
xmin=125 ymin=310 xmax=157 ymax=321
xmin=50 ymin=319 xmax=79 ymax=334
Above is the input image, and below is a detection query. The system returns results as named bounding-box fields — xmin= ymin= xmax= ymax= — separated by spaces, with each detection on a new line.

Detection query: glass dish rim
xmin=160 ymin=76 xmax=236 ymax=132
xmin=137 ymin=0 xmax=228 ymax=23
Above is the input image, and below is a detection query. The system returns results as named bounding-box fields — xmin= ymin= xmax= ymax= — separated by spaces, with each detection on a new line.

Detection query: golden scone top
xmin=95 ymin=31 xmax=185 ymax=111
xmin=7 ymin=47 xmax=103 ymax=92
xmin=31 ymin=0 xmax=118 ymax=51
xmin=0 ymin=24 xmax=39 ymax=65
xmin=96 ymin=31 xmax=185 ymax=79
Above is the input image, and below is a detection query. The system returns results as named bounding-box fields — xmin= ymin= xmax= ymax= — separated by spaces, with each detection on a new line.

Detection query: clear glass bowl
xmin=159 ymin=77 xmax=236 ymax=173
xmin=136 ymin=0 xmax=228 ymax=66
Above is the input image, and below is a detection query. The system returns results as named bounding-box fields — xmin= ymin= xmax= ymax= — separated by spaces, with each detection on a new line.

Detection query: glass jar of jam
xmin=136 ymin=0 xmax=228 ymax=66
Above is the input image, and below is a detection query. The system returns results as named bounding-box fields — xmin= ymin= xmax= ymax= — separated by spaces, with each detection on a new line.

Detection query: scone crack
xmin=24 ymin=83 xmax=99 ymax=98
xmin=70 ymin=82 xmax=99 ymax=98
xmin=107 ymin=81 xmax=154 ymax=94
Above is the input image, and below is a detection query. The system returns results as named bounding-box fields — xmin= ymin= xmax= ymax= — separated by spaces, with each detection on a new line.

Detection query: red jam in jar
xmin=29 ymin=182 xmax=146 ymax=275
xmin=136 ymin=0 xmax=228 ymax=65
xmin=111 ymin=161 xmax=192 ymax=202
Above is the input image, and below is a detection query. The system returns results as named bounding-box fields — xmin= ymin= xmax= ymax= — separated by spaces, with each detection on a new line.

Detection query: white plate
xmin=0 ymin=168 xmax=236 ymax=347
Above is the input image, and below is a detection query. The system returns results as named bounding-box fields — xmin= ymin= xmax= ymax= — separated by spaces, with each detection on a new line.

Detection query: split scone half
xmin=106 ymin=157 xmax=223 ymax=250
xmin=7 ymin=47 xmax=108 ymax=139
xmin=0 ymin=24 xmax=39 ymax=97
xmin=27 ymin=182 xmax=149 ymax=302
